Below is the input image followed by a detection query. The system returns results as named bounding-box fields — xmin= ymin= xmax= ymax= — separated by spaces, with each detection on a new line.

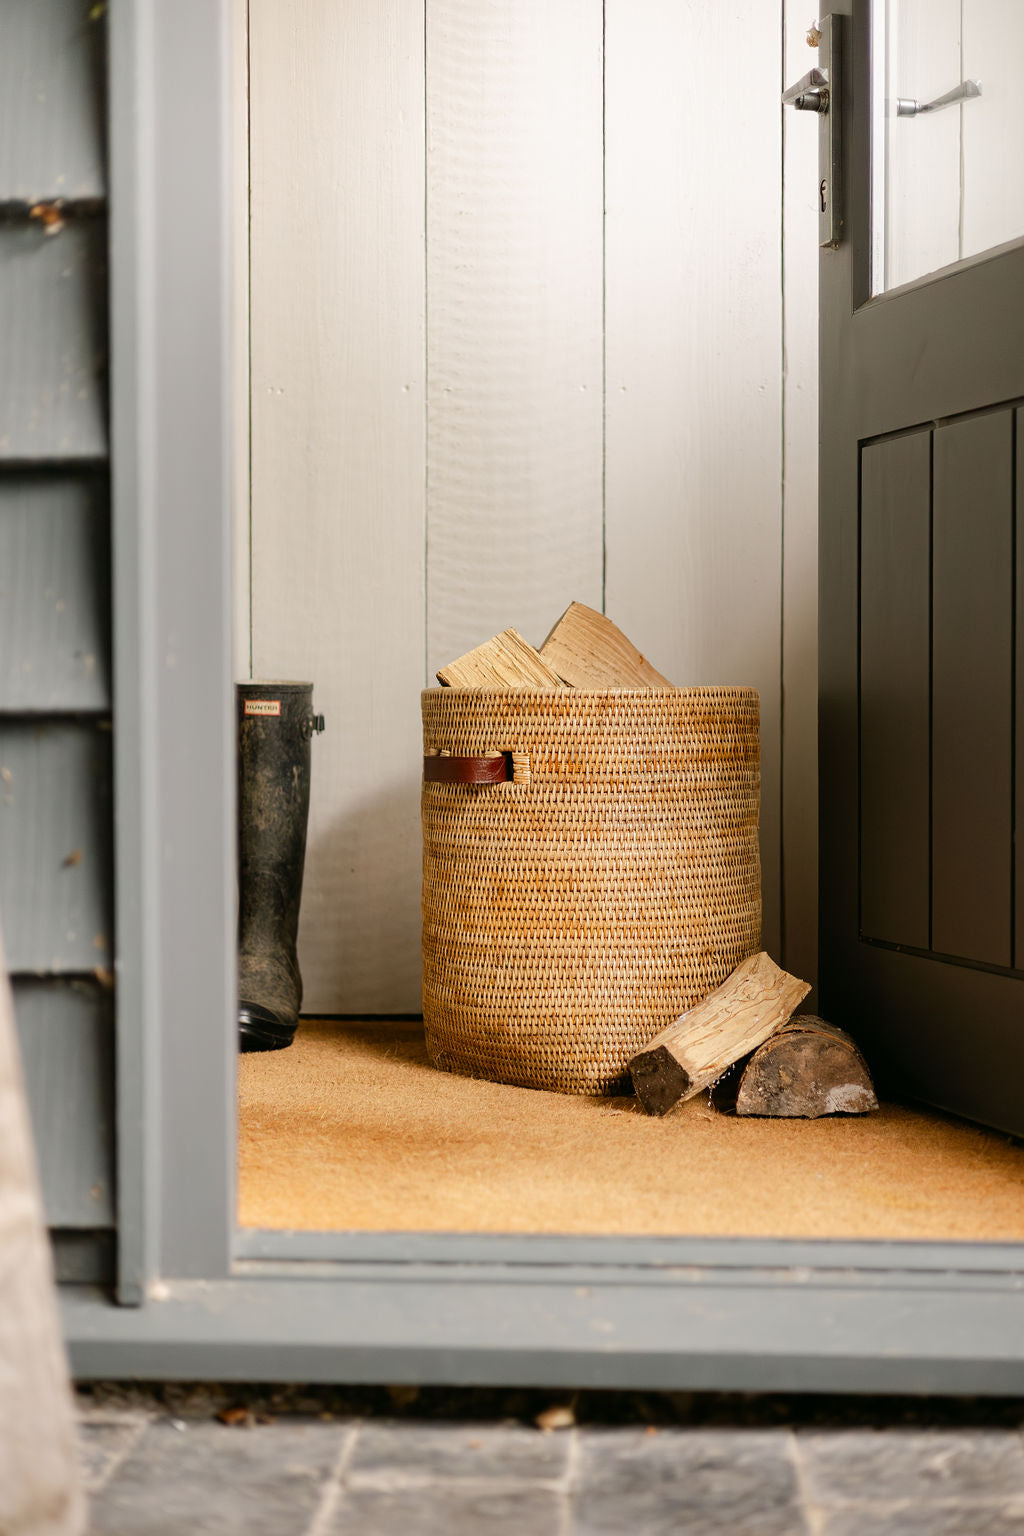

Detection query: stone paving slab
xmin=75 ymin=1392 xmax=1024 ymax=1536
xmin=329 ymin=1484 xmax=565 ymax=1536
xmin=78 ymin=1420 xmax=148 ymax=1495
xmin=85 ymin=1418 xmax=347 ymax=1536
xmin=798 ymin=1428 xmax=1024 ymax=1502
xmin=574 ymin=1427 xmax=807 ymax=1535
xmin=347 ymin=1418 xmax=570 ymax=1485
xmin=820 ymin=1503 xmax=1024 ymax=1535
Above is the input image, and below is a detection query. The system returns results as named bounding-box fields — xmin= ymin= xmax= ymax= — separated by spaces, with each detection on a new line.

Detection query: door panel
xmin=859 ymin=431 xmax=931 ymax=948
xmin=819 ymin=0 xmax=1024 ymax=1135
xmin=931 ymin=410 xmax=1013 ymax=967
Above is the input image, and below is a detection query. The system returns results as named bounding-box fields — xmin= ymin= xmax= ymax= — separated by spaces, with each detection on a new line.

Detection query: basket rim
xmin=422 ymin=684 xmax=760 ymax=699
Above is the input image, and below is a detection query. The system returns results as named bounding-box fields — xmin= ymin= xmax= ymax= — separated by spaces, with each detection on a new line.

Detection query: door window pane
xmin=871 ymin=0 xmax=1024 ymax=294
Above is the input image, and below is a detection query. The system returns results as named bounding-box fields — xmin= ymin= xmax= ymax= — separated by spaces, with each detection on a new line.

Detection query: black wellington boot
xmin=237 ymin=681 xmax=325 ymax=1052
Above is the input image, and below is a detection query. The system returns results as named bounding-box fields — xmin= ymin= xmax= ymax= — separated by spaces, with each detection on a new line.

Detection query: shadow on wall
xmin=297 ymin=774 xmax=424 ymax=1017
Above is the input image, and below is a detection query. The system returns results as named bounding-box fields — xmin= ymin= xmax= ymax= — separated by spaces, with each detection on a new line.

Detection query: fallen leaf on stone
xmin=535 ymin=1405 xmax=575 ymax=1432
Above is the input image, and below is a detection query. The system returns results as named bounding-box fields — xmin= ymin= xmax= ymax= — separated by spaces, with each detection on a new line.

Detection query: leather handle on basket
xmin=423 ymin=753 xmax=511 ymax=784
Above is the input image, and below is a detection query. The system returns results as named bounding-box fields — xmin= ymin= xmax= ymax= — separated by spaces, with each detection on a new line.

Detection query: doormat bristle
xmin=238 ymin=1021 xmax=1024 ymax=1241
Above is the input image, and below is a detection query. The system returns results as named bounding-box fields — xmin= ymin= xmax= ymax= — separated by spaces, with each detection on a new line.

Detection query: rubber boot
xmin=237 ymin=681 xmax=325 ymax=1051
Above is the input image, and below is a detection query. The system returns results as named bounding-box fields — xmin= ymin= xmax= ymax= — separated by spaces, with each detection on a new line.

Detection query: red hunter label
xmin=245 ymin=700 xmax=281 ymax=717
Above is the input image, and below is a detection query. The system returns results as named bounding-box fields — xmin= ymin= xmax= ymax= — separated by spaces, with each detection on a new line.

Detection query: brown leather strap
xmin=423 ymin=753 xmax=510 ymax=784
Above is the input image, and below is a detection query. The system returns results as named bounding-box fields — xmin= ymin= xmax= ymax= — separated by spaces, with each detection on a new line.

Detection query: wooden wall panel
xmin=424 ymin=0 xmax=604 ymax=674
xmin=0 ymin=722 xmax=113 ymax=973
xmin=859 ymin=433 xmax=931 ymax=948
xmin=245 ymin=1 xmax=805 ymax=1010
xmin=231 ymin=0 xmax=252 ymax=680
xmin=604 ymin=0 xmax=783 ymax=957
xmin=0 ymin=473 xmax=110 ymax=712
xmin=13 ymin=979 xmax=114 ymax=1228
xmin=0 ymin=0 xmax=106 ymax=201
xmin=932 ymin=411 xmax=1013 ymax=965
xmin=249 ymin=0 xmax=426 ymax=1013
xmin=0 ymin=221 xmax=107 ymax=461
xmin=781 ymin=3 xmax=821 ymax=991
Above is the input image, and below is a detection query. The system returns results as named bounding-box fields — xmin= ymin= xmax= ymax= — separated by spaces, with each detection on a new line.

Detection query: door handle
xmin=896 ymin=79 xmax=981 ymax=117
xmin=782 ymin=16 xmax=842 ymax=249
xmin=783 ymin=67 xmax=830 ymax=113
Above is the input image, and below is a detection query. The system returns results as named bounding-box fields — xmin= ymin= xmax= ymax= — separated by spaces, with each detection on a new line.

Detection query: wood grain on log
xmin=436 ymin=628 xmax=564 ymax=688
xmin=732 ymin=1014 xmax=878 ymax=1118
xmin=629 ymin=952 xmax=810 ymax=1116
xmin=540 ymin=601 xmax=673 ymax=688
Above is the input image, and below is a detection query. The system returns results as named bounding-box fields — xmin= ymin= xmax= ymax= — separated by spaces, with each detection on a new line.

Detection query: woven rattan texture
xmin=422 ymin=688 xmax=761 ymax=1095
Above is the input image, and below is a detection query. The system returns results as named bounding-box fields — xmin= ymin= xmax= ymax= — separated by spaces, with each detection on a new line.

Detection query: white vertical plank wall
xmin=604 ymin=0 xmax=784 ymax=958
xmin=232 ymin=0 xmax=251 ymax=679
xmin=782 ymin=5 xmax=821 ymax=992
xmin=424 ymin=0 xmax=604 ymax=674
xmin=248 ymin=0 xmax=427 ymax=1013
xmin=246 ymin=0 xmax=820 ymax=1012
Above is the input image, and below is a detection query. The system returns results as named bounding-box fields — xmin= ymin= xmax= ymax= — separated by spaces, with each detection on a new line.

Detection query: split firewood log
xmin=629 ymin=952 xmax=810 ymax=1116
xmin=436 ymin=628 xmax=564 ymax=689
xmin=721 ymin=1014 xmax=878 ymax=1118
xmin=540 ymin=602 xmax=673 ymax=689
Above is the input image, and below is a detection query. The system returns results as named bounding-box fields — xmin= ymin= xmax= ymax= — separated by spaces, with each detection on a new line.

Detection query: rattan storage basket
xmin=421 ymin=686 xmax=761 ymax=1095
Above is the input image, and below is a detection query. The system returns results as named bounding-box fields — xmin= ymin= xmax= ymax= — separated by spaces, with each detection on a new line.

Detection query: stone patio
xmin=76 ymin=1386 xmax=1024 ymax=1534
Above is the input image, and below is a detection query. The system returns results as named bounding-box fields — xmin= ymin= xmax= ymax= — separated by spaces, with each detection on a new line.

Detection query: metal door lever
xmin=897 ymin=79 xmax=981 ymax=117
xmin=783 ymin=66 xmax=830 ymax=112
xmin=781 ymin=16 xmax=842 ymax=248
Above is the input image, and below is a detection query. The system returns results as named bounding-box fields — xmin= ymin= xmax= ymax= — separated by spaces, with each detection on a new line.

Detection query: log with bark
xmin=629 ymin=951 xmax=811 ymax=1116
xmin=540 ymin=601 xmax=673 ymax=689
xmin=436 ymin=628 xmax=564 ymax=689
xmin=714 ymin=1014 xmax=878 ymax=1118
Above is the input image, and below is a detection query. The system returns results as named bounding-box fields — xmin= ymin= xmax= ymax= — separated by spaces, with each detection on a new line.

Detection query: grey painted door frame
xmin=68 ymin=0 xmax=1024 ymax=1390
xmin=108 ymin=0 xmax=236 ymax=1302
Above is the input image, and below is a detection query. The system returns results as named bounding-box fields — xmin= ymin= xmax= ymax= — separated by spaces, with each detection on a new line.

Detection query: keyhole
xmin=819 ymin=178 xmax=828 ymax=213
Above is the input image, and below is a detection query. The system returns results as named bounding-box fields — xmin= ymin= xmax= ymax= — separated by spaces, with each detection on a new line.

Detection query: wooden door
xmin=819 ymin=0 xmax=1024 ymax=1133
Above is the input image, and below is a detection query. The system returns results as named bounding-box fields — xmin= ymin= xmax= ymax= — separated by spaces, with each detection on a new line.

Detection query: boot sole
xmin=239 ymin=1002 xmax=297 ymax=1052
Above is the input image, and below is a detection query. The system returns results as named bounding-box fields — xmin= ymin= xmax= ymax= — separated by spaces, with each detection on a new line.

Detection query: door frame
xmin=68 ymin=0 xmax=1024 ymax=1390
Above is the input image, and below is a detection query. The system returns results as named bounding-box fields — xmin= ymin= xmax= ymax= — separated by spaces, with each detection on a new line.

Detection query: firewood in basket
xmin=436 ymin=628 xmax=564 ymax=689
xmin=540 ymin=601 xmax=673 ymax=689
xmin=724 ymin=1014 xmax=878 ymax=1118
xmin=629 ymin=952 xmax=811 ymax=1116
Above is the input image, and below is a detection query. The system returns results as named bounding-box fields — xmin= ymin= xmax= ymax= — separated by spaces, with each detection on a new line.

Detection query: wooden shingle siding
xmin=0 ymin=0 xmax=106 ymax=202
xmin=0 ymin=721 xmax=113 ymax=973
xmin=0 ymin=7 xmax=114 ymax=1246
xmin=0 ymin=219 xmax=108 ymax=460
xmin=12 ymin=978 xmax=115 ymax=1228
xmin=0 ymin=472 xmax=111 ymax=711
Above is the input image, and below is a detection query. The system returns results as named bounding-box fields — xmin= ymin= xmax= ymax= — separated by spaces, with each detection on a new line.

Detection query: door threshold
xmin=63 ymin=1268 xmax=1024 ymax=1393
xmin=234 ymin=1226 xmax=1024 ymax=1276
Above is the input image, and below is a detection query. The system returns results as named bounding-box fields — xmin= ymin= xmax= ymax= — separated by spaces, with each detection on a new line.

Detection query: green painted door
xmin=818 ymin=0 xmax=1024 ymax=1134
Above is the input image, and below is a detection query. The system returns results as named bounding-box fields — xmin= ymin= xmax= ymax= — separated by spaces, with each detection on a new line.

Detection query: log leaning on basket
xmin=629 ymin=952 xmax=811 ymax=1116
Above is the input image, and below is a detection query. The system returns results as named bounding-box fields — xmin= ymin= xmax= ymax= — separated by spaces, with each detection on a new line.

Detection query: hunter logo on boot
xmin=245 ymin=699 xmax=281 ymax=717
